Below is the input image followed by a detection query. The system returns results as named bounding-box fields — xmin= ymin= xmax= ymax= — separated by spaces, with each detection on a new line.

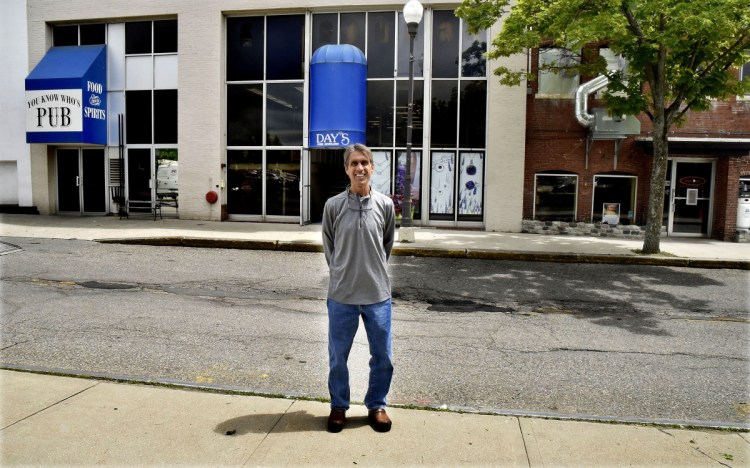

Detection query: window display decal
xmin=458 ymin=152 xmax=483 ymax=215
xmin=430 ymin=152 xmax=455 ymax=215
xmin=371 ymin=150 xmax=391 ymax=195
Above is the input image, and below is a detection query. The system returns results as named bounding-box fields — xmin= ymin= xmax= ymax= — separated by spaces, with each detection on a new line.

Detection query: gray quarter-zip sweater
xmin=322 ymin=186 xmax=396 ymax=305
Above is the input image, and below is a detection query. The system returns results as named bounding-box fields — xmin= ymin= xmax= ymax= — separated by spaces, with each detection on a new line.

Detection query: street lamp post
xmin=400 ymin=0 xmax=423 ymax=241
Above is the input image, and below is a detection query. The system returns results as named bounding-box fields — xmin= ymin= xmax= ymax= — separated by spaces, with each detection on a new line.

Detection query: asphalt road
xmin=1 ymin=237 xmax=748 ymax=426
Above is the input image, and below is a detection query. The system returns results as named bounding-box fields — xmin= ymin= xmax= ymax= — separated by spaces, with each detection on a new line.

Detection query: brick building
xmin=523 ymin=48 xmax=750 ymax=241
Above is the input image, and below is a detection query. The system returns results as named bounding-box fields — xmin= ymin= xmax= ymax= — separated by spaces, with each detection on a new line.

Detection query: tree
xmin=457 ymin=0 xmax=750 ymax=253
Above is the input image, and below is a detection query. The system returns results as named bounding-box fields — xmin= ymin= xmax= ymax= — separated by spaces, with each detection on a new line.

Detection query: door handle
xmin=76 ymin=176 xmax=80 ymax=187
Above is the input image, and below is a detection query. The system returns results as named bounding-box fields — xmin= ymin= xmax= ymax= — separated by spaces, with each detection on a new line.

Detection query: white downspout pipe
xmin=575 ymin=74 xmax=610 ymax=127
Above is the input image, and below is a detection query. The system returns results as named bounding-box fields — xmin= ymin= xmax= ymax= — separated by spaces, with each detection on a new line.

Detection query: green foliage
xmin=456 ymin=0 xmax=750 ymax=123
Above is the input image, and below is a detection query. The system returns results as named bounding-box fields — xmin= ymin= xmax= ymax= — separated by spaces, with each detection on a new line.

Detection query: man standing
xmin=322 ymin=143 xmax=396 ymax=433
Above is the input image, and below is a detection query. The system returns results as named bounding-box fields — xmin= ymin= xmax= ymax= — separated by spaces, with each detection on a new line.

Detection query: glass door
xmin=57 ymin=149 xmax=81 ymax=213
xmin=56 ymin=148 xmax=106 ymax=214
xmin=81 ymin=149 xmax=106 ymax=213
xmin=666 ymin=160 xmax=715 ymax=237
xmin=127 ymin=148 xmax=154 ymax=212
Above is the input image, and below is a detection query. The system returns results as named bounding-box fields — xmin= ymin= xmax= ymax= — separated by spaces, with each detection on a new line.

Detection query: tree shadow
xmin=391 ymin=258 xmax=740 ymax=337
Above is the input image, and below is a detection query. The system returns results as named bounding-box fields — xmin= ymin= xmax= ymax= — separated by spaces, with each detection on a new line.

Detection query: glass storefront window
xmin=125 ymin=21 xmax=152 ymax=54
xmin=227 ymin=150 xmax=263 ymax=215
xmin=538 ymin=48 xmax=579 ymax=96
xmin=312 ymin=13 xmax=337 ymax=51
xmin=461 ymin=21 xmax=486 ymax=77
xmin=127 ymin=90 xmax=177 ymax=145
xmin=156 ymin=148 xmax=179 ymax=211
xmin=534 ymin=173 xmax=578 ymax=221
xmin=366 ymin=81 xmax=395 ymax=148
xmin=341 ymin=13 xmax=366 ymax=51
xmin=226 ymin=15 xmax=305 ymax=219
xmin=226 ymin=17 xmax=265 ymax=81
xmin=53 ymin=25 xmax=79 ymax=46
xmin=396 ymin=12 xmax=424 ymax=77
xmin=459 ymin=80 xmax=486 ymax=147
xmin=267 ymin=15 xmax=304 ymax=80
xmin=53 ymin=24 xmax=106 ymax=46
xmin=394 ymin=151 xmax=422 ymax=220
xmin=153 ymin=20 xmax=178 ymax=53
xmin=430 ymin=81 xmax=458 ymax=147
xmin=154 ymin=90 xmax=177 ymax=144
xmin=126 ymin=90 xmax=152 ymax=144
xmin=367 ymin=12 xmax=395 ymax=78
xmin=593 ymin=175 xmax=637 ymax=224
xmin=395 ymin=80 xmax=424 ymax=146
xmin=80 ymin=24 xmax=106 ymax=45
xmin=433 ymin=11 xmax=459 ymax=78
xmin=266 ymin=83 xmax=303 ymax=146
xmin=266 ymin=150 xmax=301 ymax=216
xmin=227 ymin=84 xmax=263 ymax=146
xmin=312 ymin=13 xmax=366 ymax=53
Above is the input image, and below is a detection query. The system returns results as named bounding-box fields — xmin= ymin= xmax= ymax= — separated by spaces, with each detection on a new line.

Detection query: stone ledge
xmin=522 ymin=220 xmax=650 ymax=239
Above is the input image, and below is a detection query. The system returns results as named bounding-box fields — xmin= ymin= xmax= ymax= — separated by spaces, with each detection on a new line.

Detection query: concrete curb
xmin=94 ymin=237 xmax=750 ymax=269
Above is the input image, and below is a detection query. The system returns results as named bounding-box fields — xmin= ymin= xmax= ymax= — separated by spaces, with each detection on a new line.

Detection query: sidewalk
xmin=2 ymin=370 xmax=748 ymax=467
xmin=1 ymin=213 xmax=748 ymax=269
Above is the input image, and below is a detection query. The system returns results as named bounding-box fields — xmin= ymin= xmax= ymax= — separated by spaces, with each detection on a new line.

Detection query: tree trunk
xmin=642 ymin=115 xmax=669 ymax=254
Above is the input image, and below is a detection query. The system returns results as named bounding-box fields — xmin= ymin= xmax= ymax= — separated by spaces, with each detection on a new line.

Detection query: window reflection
xmin=397 ymin=12 xmax=424 ymax=77
xmin=367 ymin=12 xmax=395 ymax=78
xmin=227 ymin=17 xmax=264 ymax=81
xmin=432 ymin=11 xmax=459 ymax=78
xmin=227 ymin=84 xmax=263 ymax=146
xmin=461 ymin=22 xmax=486 ymax=77
xmin=459 ymin=80 xmax=486 ymax=147
xmin=535 ymin=174 xmax=578 ymax=221
xmin=312 ymin=14 xmax=337 ymax=52
xmin=341 ymin=13 xmax=365 ymax=51
xmin=395 ymin=80 xmax=424 ymax=146
xmin=227 ymin=150 xmax=263 ymax=215
xmin=366 ymin=81 xmax=395 ymax=147
xmin=430 ymin=81 xmax=458 ymax=147
xmin=266 ymin=150 xmax=301 ymax=216
xmin=266 ymin=83 xmax=303 ymax=146
xmin=267 ymin=15 xmax=304 ymax=80
xmin=156 ymin=148 xmax=179 ymax=216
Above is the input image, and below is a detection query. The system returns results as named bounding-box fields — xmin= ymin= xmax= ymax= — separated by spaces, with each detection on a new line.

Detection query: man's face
xmin=346 ymin=151 xmax=373 ymax=187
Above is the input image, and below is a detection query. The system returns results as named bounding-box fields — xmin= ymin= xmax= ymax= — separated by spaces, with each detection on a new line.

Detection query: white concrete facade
xmin=24 ymin=0 xmax=526 ymax=231
xmin=1 ymin=0 xmax=33 ymax=208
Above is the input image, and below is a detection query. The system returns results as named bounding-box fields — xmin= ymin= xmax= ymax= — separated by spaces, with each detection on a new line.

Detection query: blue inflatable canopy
xmin=25 ymin=45 xmax=107 ymax=145
xmin=309 ymin=44 xmax=366 ymax=148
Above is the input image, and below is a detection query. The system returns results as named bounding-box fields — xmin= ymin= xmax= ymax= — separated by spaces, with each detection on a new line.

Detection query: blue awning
xmin=309 ymin=44 xmax=367 ymax=148
xmin=25 ymin=45 xmax=107 ymax=145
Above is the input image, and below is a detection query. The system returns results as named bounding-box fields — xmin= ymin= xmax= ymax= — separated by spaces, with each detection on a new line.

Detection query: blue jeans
xmin=327 ymin=298 xmax=393 ymax=411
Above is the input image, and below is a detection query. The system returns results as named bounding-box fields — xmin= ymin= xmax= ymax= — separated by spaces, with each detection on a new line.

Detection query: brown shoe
xmin=368 ymin=408 xmax=392 ymax=432
xmin=327 ymin=409 xmax=346 ymax=433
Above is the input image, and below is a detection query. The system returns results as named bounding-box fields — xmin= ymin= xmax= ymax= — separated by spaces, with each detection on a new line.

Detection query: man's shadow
xmin=214 ymin=411 xmax=370 ymax=435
